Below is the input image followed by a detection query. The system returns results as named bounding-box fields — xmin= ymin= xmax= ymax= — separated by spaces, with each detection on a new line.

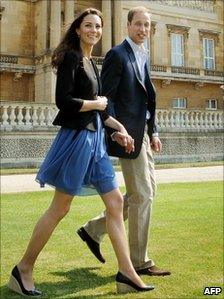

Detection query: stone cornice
xmin=166 ymin=24 xmax=191 ymax=37
xmin=0 ymin=64 xmax=36 ymax=74
xmin=155 ymin=0 xmax=215 ymax=13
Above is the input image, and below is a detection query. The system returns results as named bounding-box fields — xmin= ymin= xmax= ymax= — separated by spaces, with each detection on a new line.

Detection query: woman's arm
xmin=104 ymin=116 xmax=135 ymax=153
xmin=79 ymin=96 xmax=108 ymax=112
xmin=104 ymin=115 xmax=127 ymax=134
xmin=56 ymin=52 xmax=84 ymax=112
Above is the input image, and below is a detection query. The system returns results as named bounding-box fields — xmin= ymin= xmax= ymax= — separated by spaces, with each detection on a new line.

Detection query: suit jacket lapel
xmin=123 ymin=40 xmax=147 ymax=92
xmin=145 ymin=58 xmax=151 ymax=78
xmin=144 ymin=60 xmax=156 ymax=97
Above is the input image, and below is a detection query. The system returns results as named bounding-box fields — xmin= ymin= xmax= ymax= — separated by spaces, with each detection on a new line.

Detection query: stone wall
xmin=1 ymin=130 xmax=223 ymax=168
xmin=153 ymin=80 xmax=223 ymax=110
xmin=1 ymin=0 xmax=223 ymax=108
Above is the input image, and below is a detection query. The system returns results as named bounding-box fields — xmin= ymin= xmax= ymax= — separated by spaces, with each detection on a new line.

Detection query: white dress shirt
xmin=126 ymin=36 xmax=149 ymax=82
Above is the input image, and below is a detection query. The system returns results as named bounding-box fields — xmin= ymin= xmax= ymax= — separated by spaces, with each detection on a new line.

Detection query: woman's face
xmin=76 ymin=14 xmax=102 ymax=47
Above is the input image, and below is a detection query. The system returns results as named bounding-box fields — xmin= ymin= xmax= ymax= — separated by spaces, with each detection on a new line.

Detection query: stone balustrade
xmin=171 ymin=66 xmax=200 ymax=75
xmin=156 ymin=109 xmax=223 ymax=131
xmin=0 ymin=102 xmax=58 ymax=131
xmin=0 ymin=102 xmax=223 ymax=132
xmin=204 ymin=69 xmax=224 ymax=77
xmin=0 ymin=55 xmax=18 ymax=64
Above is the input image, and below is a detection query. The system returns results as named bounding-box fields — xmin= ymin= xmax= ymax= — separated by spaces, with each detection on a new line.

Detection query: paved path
xmin=1 ymin=166 xmax=222 ymax=194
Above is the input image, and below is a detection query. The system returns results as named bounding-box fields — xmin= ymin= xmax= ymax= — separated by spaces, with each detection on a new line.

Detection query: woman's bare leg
xmin=100 ymin=188 xmax=146 ymax=287
xmin=17 ymin=189 xmax=73 ymax=290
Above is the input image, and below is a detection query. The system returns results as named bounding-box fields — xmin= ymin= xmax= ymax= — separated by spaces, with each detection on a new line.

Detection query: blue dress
xmin=36 ymin=113 xmax=118 ymax=196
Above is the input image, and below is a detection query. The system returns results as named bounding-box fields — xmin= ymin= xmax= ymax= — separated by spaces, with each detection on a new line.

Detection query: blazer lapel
xmin=123 ymin=40 xmax=147 ymax=92
xmin=91 ymin=59 xmax=102 ymax=95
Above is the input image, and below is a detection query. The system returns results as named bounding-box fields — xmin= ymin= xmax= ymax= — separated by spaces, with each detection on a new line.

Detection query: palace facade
xmin=0 ymin=0 xmax=223 ymax=110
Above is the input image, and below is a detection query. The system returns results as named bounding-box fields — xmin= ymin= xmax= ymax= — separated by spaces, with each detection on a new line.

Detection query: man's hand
xmin=150 ymin=136 xmax=162 ymax=153
xmin=113 ymin=132 xmax=135 ymax=154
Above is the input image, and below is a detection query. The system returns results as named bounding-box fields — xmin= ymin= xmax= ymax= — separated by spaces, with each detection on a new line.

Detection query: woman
xmin=8 ymin=8 xmax=154 ymax=296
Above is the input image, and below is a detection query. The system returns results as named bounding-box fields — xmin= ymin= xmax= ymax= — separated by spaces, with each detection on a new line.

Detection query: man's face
xmin=127 ymin=11 xmax=151 ymax=45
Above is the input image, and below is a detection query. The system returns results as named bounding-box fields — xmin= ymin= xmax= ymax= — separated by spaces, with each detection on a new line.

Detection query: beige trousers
xmin=84 ymin=131 xmax=156 ymax=269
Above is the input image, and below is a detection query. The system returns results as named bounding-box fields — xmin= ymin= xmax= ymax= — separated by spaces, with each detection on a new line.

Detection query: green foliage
xmin=1 ymin=182 xmax=223 ymax=298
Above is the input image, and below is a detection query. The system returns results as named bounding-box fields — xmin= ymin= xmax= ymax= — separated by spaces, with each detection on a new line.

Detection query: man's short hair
xmin=127 ymin=6 xmax=151 ymax=23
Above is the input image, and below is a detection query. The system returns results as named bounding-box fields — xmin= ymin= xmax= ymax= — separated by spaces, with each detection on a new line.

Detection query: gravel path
xmin=1 ymin=166 xmax=222 ymax=194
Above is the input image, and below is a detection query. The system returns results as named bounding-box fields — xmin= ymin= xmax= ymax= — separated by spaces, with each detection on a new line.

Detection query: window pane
xmin=203 ymin=38 xmax=215 ymax=69
xmin=206 ymin=99 xmax=217 ymax=109
xmin=172 ymin=98 xmax=186 ymax=108
xmin=171 ymin=33 xmax=184 ymax=66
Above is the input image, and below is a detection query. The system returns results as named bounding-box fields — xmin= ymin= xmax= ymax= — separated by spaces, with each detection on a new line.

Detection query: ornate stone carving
xmin=34 ymin=50 xmax=52 ymax=65
xmin=166 ymin=24 xmax=190 ymax=38
xmin=151 ymin=21 xmax=157 ymax=35
xmin=161 ymin=79 xmax=172 ymax=88
xmin=194 ymin=82 xmax=205 ymax=90
xmin=155 ymin=0 xmax=215 ymax=13
xmin=198 ymin=29 xmax=220 ymax=44
xmin=13 ymin=72 xmax=23 ymax=81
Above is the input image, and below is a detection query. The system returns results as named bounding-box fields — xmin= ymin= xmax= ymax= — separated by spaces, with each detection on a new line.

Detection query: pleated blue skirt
xmin=36 ymin=114 xmax=118 ymax=196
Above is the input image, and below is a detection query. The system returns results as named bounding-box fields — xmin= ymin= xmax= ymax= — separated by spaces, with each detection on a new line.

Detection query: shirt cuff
xmin=152 ymin=132 xmax=159 ymax=137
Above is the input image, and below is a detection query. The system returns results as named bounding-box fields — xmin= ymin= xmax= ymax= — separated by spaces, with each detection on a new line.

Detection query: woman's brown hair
xmin=52 ymin=8 xmax=103 ymax=68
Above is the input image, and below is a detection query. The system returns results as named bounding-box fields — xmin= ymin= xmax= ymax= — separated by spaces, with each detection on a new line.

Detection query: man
xmin=77 ymin=6 xmax=171 ymax=276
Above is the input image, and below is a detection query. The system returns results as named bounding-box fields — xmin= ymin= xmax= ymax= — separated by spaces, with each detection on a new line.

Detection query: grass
xmin=1 ymin=160 xmax=223 ymax=175
xmin=0 ymin=182 xmax=223 ymax=298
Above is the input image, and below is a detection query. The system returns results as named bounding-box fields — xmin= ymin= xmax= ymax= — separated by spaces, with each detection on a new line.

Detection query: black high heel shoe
xmin=116 ymin=271 xmax=155 ymax=294
xmin=8 ymin=266 xmax=42 ymax=297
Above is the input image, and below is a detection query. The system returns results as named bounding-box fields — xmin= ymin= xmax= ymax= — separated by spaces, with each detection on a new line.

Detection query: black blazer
xmin=102 ymin=40 xmax=157 ymax=159
xmin=53 ymin=50 xmax=109 ymax=129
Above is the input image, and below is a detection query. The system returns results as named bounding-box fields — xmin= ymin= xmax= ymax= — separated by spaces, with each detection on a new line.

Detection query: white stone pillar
xmin=45 ymin=67 xmax=57 ymax=103
xmin=102 ymin=0 xmax=112 ymax=55
xmin=50 ymin=0 xmax=61 ymax=50
xmin=64 ymin=0 xmax=75 ymax=29
xmin=113 ymin=0 xmax=123 ymax=45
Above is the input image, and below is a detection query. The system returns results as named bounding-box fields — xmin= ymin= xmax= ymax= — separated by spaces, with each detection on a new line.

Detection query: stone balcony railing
xmin=156 ymin=109 xmax=223 ymax=131
xmin=0 ymin=102 xmax=223 ymax=132
xmin=1 ymin=54 xmax=223 ymax=84
xmin=92 ymin=57 xmax=223 ymax=82
xmin=0 ymin=102 xmax=58 ymax=131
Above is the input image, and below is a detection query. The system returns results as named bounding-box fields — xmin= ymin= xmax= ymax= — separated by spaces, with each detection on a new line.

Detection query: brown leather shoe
xmin=137 ymin=265 xmax=171 ymax=276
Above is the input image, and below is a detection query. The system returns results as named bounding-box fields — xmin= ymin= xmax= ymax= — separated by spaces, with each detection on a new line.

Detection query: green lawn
xmin=1 ymin=182 xmax=223 ymax=298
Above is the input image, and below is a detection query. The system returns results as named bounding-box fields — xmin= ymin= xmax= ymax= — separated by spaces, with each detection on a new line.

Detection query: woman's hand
xmin=94 ymin=96 xmax=108 ymax=111
xmin=79 ymin=96 xmax=108 ymax=112
xmin=104 ymin=116 xmax=135 ymax=154
xmin=113 ymin=132 xmax=135 ymax=154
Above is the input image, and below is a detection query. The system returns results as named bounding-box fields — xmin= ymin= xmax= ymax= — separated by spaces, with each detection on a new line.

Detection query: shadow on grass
xmin=1 ymin=267 xmax=116 ymax=298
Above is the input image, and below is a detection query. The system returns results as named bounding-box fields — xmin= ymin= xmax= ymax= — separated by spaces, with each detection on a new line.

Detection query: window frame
xmin=206 ymin=99 xmax=218 ymax=110
xmin=203 ymin=37 xmax=215 ymax=70
xmin=171 ymin=33 xmax=184 ymax=67
xmin=172 ymin=98 xmax=187 ymax=109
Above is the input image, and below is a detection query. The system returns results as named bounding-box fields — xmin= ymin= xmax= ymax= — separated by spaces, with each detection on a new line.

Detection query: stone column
xmin=102 ymin=0 xmax=112 ymax=55
xmin=50 ymin=0 xmax=61 ymax=50
xmin=64 ymin=0 xmax=75 ymax=29
xmin=113 ymin=0 xmax=123 ymax=45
